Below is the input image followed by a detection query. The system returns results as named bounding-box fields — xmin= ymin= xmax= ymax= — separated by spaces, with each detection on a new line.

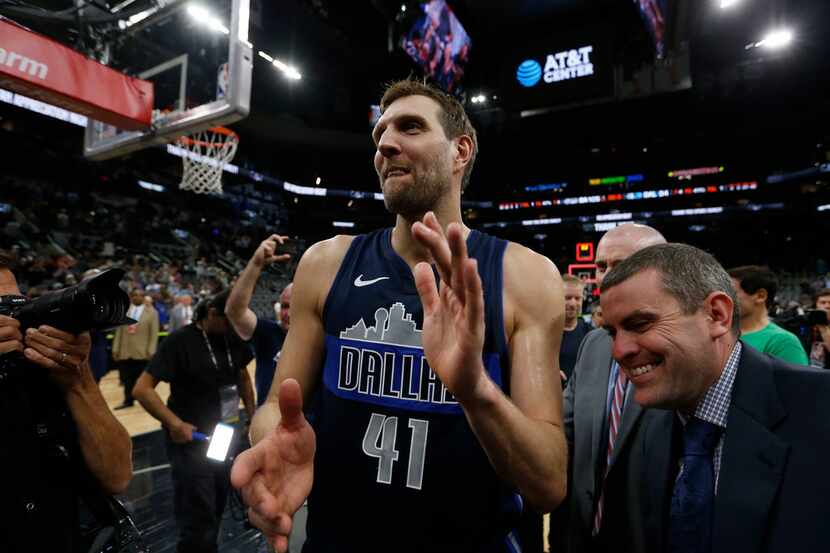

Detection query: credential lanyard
xmin=201 ymin=329 xmax=240 ymax=424
xmin=200 ymin=329 xmax=234 ymax=375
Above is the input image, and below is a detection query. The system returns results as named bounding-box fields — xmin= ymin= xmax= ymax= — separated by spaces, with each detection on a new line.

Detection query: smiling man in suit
xmin=600 ymin=243 xmax=830 ymax=553
xmin=558 ymin=223 xmax=665 ymax=553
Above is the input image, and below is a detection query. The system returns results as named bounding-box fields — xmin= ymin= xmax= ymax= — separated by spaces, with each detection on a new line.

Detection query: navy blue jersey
xmin=305 ymin=228 xmax=525 ymax=553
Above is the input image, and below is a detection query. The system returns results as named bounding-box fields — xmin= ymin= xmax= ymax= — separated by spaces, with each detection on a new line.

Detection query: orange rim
xmin=177 ymin=126 xmax=238 ymax=148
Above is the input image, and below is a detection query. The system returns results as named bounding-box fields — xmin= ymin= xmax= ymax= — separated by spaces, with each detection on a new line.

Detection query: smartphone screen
xmin=206 ymin=423 xmax=235 ymax=462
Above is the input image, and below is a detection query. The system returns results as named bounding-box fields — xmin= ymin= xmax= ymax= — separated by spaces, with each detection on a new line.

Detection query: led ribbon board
xmin=498 ymin=181 xmax=758 ymax=211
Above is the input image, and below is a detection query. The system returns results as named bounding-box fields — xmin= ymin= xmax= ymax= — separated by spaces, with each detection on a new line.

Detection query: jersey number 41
xmin=362 ymin=413 xmax=429 ymax=490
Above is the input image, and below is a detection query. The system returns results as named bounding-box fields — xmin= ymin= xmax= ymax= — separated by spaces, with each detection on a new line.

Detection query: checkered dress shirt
xmin=678 ymin=341 xmax=742 ymax=493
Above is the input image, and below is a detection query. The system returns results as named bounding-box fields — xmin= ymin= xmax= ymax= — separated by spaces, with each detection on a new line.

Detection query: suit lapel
xmin=641 ymin=410 xmax=676 ymax=553
xmin=589 ymin=333 xmax=615 ymax=476
xmin=712 ymin=346 xmax=789 ymax=553
xmin=609 ymin=389 xmax=643 ymax=468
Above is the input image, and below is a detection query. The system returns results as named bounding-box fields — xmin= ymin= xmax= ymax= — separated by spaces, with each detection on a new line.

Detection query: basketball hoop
xmin=176 ymin=127 xmax=239 ymax=195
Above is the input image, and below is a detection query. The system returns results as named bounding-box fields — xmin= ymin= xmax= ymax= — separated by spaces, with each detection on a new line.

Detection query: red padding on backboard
xmin=0 ymin=18 xmax=153 ymax=130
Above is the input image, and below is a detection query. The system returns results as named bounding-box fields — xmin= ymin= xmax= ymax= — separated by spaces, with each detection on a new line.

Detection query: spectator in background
xmin=810 ymin=288 xmax=830 ymax=368
xmin=151 ymin=290 xmax=170 ymax=329
xmin=728 ymin=266 xmax=808 ymax=365
xmin=112 ymin=288 xmax=159 ymax=409
xmin=169 ymin=294 xmax=194 ymax=332
xmin=559 ymin=274 xmax=592 ymax=382
xmin=226 ymin=234 xmax=292 ymax=406
xmin=590 ymin=302 xmax=604 ymax=329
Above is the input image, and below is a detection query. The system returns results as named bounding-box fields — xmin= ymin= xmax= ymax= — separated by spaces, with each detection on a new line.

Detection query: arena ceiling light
xmin=118 ymin=8 xmax=155 ymax=29
xmin=187 ymin=4 xmax=230 ymax=35
xmin=747 ymin=28 xmax=794 ymax=50
xmin=257 ymin=51 xmax=303 ymax=80
xmin=758 ymin=28 xmax=793 ymax=49
xmin=138 ymin=180 xmax=166 ymax=192
xmin=718 ymin=0 xmax=742 ymax=8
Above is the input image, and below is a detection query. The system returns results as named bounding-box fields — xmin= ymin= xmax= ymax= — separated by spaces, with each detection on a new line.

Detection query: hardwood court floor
xmin=102 ymin=360 xmax=258 ymax=436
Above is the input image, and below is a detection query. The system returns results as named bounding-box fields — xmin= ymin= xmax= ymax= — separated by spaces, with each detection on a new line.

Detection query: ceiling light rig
xmin=746 ymin=28 xmax=794 ymax=51
xmin=186 ymin=4 xmax=229 ymax=35
xmin=257 ymin=51 xmax=302 ymax=80
xmin=186 ymin=3 xmax=302 ymax=80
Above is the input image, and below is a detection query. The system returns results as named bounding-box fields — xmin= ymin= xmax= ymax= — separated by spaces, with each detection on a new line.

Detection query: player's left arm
xmin=463 ymin=243 xmax=567 ymax=511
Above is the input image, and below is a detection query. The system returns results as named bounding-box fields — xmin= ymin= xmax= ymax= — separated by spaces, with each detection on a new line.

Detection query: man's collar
xmin=688 ymin=341 xmax=742 ymax=428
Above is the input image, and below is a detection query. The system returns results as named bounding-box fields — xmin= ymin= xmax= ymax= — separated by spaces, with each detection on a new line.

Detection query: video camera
xmin=0 ymin=268 xmax=134 ymax=335
xmin=774 ymin=308 xmax=828 ymax=350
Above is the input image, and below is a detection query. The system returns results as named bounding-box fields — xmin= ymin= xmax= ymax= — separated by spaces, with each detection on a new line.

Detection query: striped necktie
xmin=592 ymin=364 xmax=628 ymax=535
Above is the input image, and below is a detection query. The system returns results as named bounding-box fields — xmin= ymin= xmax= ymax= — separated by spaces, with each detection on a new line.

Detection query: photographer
xmin=133 ymin=289 xmax=253 ymax=553
xmin=0 ymin=261 xmax=133 ymax=552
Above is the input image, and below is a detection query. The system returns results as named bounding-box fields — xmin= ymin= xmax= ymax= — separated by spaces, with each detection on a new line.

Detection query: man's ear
xmin=754 ymin=288 xmax=768 ymax=306
xmin=454 ymin=135 xmax=474 ymax=172
xmin=705 ymin=291 xmax=734 ymax=338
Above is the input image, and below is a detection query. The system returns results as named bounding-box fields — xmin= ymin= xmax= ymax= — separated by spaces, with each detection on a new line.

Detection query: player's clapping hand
xmin=411 ymin=212 xmax=487 ymax=404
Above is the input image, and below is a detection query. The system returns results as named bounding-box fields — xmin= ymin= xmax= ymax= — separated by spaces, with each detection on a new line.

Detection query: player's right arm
xmin=231 ymin=235 xmax=352 ymax=553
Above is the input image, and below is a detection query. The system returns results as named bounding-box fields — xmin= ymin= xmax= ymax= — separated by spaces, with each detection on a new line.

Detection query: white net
xmin=176 ymin=127 xmax=239 ymax=195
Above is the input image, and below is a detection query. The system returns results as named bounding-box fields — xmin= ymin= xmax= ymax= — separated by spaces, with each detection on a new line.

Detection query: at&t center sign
xmin=516 ymin=45 xmax=595 ymax=88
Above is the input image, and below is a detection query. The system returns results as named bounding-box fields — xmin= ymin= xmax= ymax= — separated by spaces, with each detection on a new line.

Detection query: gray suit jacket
xmin=561 ymin=328 xmax=649 ymax=553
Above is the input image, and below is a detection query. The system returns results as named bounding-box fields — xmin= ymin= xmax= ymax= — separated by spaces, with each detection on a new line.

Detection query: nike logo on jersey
xmin=354 ymin=274 xmax=390 ymax=287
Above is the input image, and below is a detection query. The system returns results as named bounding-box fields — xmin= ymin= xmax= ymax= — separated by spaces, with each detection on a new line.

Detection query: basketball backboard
xmin=82 ymin=0 xmax=252 ymax=160
xmin=568 ymin=263 xmax=598 ymax=284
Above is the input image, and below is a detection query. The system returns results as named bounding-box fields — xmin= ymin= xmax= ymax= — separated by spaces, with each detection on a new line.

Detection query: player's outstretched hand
xmin=411 ymin=212 xmax=487 ymax=404
xmin=231 ymin=379 xmax=315 ymax=553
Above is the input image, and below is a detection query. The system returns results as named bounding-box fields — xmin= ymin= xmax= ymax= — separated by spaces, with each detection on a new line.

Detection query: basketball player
xmin=231 ymin=79 xmax=567 ymax=553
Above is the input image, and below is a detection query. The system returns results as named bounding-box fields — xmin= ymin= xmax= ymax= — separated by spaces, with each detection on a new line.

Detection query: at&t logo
xmin=516 ymin=45 xmax=595 ymax=88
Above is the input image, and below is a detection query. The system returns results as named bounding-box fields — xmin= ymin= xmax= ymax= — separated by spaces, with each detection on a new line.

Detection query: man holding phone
xmin=133 ymin=289 xmax=254 ymax=553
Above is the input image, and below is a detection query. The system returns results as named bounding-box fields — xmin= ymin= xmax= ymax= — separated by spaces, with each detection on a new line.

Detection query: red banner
xmin=0 ymin=18 xmax=153 ymax=130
